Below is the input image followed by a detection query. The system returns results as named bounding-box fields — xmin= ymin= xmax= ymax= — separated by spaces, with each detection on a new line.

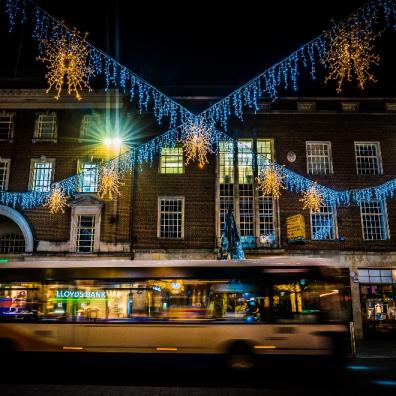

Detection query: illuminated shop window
xmin=160 ymin=146 xmax=184 ymax=174
xmin=218 ymin=141 xmax=234 ymax=231
xmin=358 ymin=269 xmax=393 ymax=284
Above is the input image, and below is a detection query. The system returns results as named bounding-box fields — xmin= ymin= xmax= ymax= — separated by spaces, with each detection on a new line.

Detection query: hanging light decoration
xmin=37 ymin=29 xmax=94 ymax=100
xmin=182 ymin=121 xmax=214 ymax=169
xmin=43 ymin=184 xmax=68 ymax=214
xmin=300 ymin=183 xmax=324 ymax=212
xmin=323 ymin=21 xmax=380 ymax=93
xmin=98 ymin=165 xmax=122 ymax=200
xmin=257 ymin=164 xmax=285 ymax=199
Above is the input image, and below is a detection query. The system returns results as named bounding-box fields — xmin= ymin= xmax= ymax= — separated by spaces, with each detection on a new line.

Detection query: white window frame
xmin=0 ymin=233 xmax=25 ymax=253
xmin=157 ymin=196 xmax=185 ymax=239
xmin=354 ymin=141 xmax=383 ymax=175
xmin=29 ymin=158 xmax=55 ymax=192
xmin=360 ymin=200 xmax=389 ymax=241
xmin=70 ymin=204 xmax=102 ymax=253
xmin=306 ymin=141 xmax=333 ymax=175
xmin=0 ymin=158 xmax=11 ymax=191
xmin=77 ymin=159 xmax=100 ymax=193
xmin=0 ymin=112 xmax=15 ymax=141
xmin=33 ymin=112 xmax=58 ymax=142
xmin=310 ymin=204 xmax=338 ymax=240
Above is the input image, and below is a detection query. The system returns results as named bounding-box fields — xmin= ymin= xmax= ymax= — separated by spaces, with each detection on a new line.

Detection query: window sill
xmin=0 ymin=139 xmax=13 ymax=143
xmin=32 ymin=139 xmax=58 ymax=143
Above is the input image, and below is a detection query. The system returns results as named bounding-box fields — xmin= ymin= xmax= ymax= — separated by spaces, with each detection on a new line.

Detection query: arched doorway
xmin=0 ymin=205 xmax=34 ymax=253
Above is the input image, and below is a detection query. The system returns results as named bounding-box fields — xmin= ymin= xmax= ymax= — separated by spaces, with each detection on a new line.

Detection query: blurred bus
xmin=0 ymin=262 xmax=351 ymax=369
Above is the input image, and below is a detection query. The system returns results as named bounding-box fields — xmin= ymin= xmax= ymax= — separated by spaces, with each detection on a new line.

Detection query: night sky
xmin=1 ymin=0 xmax=395 ymax=97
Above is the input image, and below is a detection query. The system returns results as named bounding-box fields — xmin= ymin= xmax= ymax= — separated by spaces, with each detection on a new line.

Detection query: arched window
xmin=0 ymin=233 xmax=25 ymax=253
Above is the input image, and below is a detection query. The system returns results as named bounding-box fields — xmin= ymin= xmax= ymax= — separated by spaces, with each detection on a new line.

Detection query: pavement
xmin=356 ymin=339 xmax=396 ymax=359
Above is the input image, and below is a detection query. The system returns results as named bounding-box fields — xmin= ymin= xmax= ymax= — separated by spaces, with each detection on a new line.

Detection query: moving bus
xmin=0 ymin=261 xmax=351 ymax=369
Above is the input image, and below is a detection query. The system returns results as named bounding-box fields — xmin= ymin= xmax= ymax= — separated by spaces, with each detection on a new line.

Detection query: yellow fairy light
xmin=44 ymin=185 xmax=68 ymax=215
xmin=37 ymin=29 xmax=94 ymax=100
xmin=98 ymin=165 xmax=122 ymax=201
xmin=323 ymin=22 xmax=380 ymax=93
xmin=182 ymin=123 xmax=214 ymax=169
xmin=300 ymin=184 xmax=324 ymax=212
xmin=257 ymin=165 xmax=285 ymax=199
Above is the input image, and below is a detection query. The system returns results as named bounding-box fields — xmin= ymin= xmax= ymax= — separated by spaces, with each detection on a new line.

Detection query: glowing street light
xmin=103 ymin=137 xmax=123 ymax=149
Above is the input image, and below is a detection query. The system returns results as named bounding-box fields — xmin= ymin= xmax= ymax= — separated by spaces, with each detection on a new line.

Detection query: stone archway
xmin=0 ymin=205 xmax=34 ymax=253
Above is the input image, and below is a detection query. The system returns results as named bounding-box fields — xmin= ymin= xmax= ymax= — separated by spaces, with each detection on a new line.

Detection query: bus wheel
xmin=227 ymin=342 xmax=254 ymax=371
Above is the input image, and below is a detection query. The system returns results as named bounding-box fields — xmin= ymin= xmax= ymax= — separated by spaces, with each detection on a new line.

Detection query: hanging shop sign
xmin=286 ymin=214 xmax=306 ymax=243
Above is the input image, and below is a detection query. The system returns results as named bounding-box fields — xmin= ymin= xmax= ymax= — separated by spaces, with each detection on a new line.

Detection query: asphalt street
xmin=1 ymin=352 xmax=396 ymax=395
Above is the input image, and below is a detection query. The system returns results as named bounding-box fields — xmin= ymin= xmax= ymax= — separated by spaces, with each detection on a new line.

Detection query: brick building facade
xmin=1 ymin=89 xmax=396 ymax=338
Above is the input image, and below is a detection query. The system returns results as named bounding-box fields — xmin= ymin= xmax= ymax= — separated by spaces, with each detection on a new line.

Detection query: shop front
xmin=359 ymin=268 xmax=396 ymax=337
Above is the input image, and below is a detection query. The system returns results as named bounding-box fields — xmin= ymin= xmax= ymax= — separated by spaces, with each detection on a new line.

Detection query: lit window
xmin=218 ymin=141 xmax=234 ymax=231
xmin=77 ymin=161 xmax=99 ymax=193
xmin=360 ymin=200 xmax=388 ymax=240
xmin=238 ymin=140 xmax=254 ymax=242
xmin=158 ymin=197 xmax=184 ymax=239
xmin=34 ymin=113 xmax=57 ymax=141
xmin=76 ymin=215 xmax=96 ymax=253
xmin=30 ymin=159 xmax=55 ymax=192
xmin=355 ymin=142 xmax=382 ymax=175
xmin=358 ymin=269 xmax=393 ymax=284
xmin=160 ymin=146 xmax=184 ymax=174
xmin=80 ymin=114 xmax=99 ymax=138
xmin=257 ymin=139 xmax=273 ymax=170
xmin=0 ymin=113 xmax=14 ymax=140
xmin=311 ymin=204 xmax=336 ymax=240
xmin=306 ymin=142 xmax=333 ymax=175
xmin=0 ymin=234 xmax=25 ymax=253
xmin=238 ymin=140 xmax=253 ymax=184
xmin=0 ymin=159 xmax=10 ymax=191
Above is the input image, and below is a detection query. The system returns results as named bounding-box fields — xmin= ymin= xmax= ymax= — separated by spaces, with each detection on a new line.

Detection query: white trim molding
xmin=0 ymin=205 xmax=34 ymax=252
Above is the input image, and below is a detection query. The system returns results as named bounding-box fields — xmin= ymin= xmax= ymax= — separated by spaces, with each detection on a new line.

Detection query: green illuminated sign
xmin=0 ymin=259 xmax=9 ymax=263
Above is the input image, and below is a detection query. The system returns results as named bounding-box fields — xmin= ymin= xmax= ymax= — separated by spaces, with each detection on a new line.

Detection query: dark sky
xmin=1 ymin=0 xmax=395 ymax=97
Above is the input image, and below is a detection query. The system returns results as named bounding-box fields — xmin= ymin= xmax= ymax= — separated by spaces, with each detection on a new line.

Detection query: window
xmin=30 ymin=158 xmax=55 ymax=192
xmin=311 ymin=204 xmax=336 ymax=240
xmin=259 ymin=196 xmax=275 ymax=241
xmin=0 ymin=159 xmax=10 ymax=191
xmin=158 ymin=197 xmax=184 ymax=239
xmin=0 ymin=234 xmax=25 ymax=253
xmin=257 ymin=139 xmax=272 ymax=169
xmin=33 ymin=113 xmax=57 ymax=141
xmin=218 ymin=141 xmax=234 ymax=231
xmin=306 ymin=141 xmax=333 ymax=175
xmin=76 ymin=215 xmax=96 ymax=253
xmin=160 ymin=146 xmax=184 ymax=174
xmin=80 ymin=114 xmax=99 ymax=138
xmin=358 ymin=269 xmax=393 ymax=284
xmin=0 ymin=113 xmax=14 ymax=140
xmin=360 ymin=200 xmax=388 ymax=240
xmin=355 ymin=142 xmax=382 ymax=175
xmin=238 ymin=140 xmax=254 ymax=244
xmin=77 ymin=161 xmax=99 ymax=193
